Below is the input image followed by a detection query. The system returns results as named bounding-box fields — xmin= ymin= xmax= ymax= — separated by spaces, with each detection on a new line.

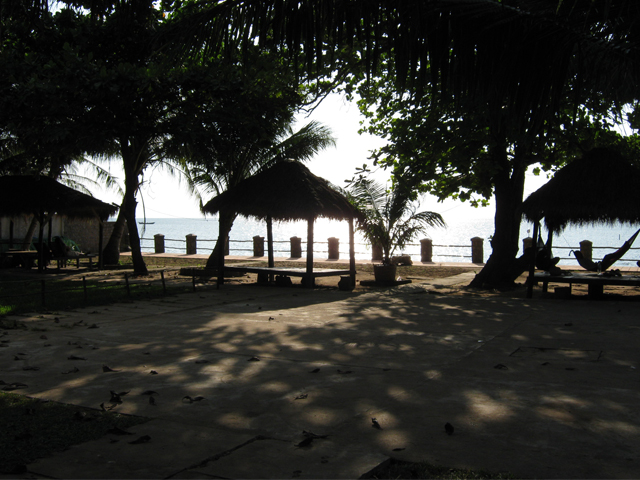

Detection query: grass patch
xmin=0 ymin=275 xmax=193 ymax=316
xmin=0 ymin=392 xmax=148 ymax=474
xmin=365 ymin=458 xmax=515 ymax=479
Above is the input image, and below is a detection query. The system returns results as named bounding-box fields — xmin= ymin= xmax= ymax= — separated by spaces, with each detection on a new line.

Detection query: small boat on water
xmin=138 ymin=221 xmax=155 ymax=225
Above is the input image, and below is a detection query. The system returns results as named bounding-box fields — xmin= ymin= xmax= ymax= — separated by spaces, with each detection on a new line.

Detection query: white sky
xmin=92 ymin=92 xmax=548 ymax=222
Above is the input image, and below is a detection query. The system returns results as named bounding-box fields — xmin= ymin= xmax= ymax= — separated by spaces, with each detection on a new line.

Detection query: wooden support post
xmin=82 ymin=276 xmax=87 ymax=301
xmin=98 ymin=221 xmax=104 ymax=270
xmin=160 ymin=270 xmax=166 ymax=293
xmin=471 ymin=237 xmax=484 ymax=263
xmin=252 ymin=236 xmax=265 ymax=257
xmin=267 ymin=215 xmax=274 ymax=282
xmin=217 ymin=220 xmax=225 ymax=288
xmin=328 ymin=237 xmax=339 ymax=260
xmin=305 ymin=217 xmax=314 ymax=288
xmin=37 ymin=211 xmax=46 ymax=273
xmin=526 ymin=221 xmax=539 ymax=298
xmin=580 ymin=240 xmax=593 ymax=261
xmin=154 ymin=234 xmax=165 ymax=253
xmin=371 ymin=244 xmax=383 ymax=262
xmin=349 ymin=217 xmax=356 ymax=288
xmin=290 ymin=237 xmax=302 ymax=258
xmin=420 ymin=239 xmax=433 ymax=262
xmin=186 ymin=234 xmax=197 ymax=255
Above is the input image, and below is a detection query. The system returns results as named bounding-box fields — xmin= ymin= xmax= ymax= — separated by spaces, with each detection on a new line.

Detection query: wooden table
xmin=3 ymin=250 xmax=39 ymax=269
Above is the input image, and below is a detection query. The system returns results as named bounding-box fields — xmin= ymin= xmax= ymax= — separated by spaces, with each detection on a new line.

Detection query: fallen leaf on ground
xmin=107 ymin=427 xmax=134 ymax=435
xmin=295 ymin=437 xmax=313 ymax=448
xmin=129 ymin=435 xmax=151 ymax=445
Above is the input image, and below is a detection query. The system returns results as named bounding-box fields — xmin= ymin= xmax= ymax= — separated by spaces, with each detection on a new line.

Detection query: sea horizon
xmin=133 ymin=217 xmax=640 ymax=267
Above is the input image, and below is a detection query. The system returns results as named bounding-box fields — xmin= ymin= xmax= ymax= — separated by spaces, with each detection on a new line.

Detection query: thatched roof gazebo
xmin=0 ymin=175 xmax=119 ymax=270
xmin=521 ymin=148 xmax=640 ymax=297
xmin=202 ymin=160 xmax=362 ymax=288
xmin=521 ymin=148 xmax=640 ymax=233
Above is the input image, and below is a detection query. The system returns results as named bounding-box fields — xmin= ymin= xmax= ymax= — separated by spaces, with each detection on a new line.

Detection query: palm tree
xmin=346 ymin=169 xmax=445 ymax=266
xmin=183 ymin=120 xmax=336 ymax=268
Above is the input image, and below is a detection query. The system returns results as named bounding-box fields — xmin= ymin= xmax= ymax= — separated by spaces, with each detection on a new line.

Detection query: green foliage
xmin=353 ymin=59 xmax=640 ymax=208
xmin=1 ymin=1 xmax=310 ymax=274
xmin=346 ymin=166 xmax=445 ymax=264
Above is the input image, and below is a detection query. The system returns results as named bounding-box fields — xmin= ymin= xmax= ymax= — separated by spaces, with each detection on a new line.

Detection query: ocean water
xmin=135 ymin=216 xmax=640 ymax=267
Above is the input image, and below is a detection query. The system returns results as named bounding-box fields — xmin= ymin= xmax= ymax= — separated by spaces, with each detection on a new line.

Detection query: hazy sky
xmin=93 ymin=93 xmax=546 ymax=222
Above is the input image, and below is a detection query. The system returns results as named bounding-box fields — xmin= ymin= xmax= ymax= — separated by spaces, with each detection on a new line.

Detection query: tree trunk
xmin=205 ymin=210 xmax=236 ymax=269
xmin=122 ymin=173 xmax=148 ymax=276
xmin=469 ymin=161 xmax=527 ymax=289
xmin=102 ymin=208 xmax=127 ymax=265
xmin=21 ymin=216 xmax=39 ymax=250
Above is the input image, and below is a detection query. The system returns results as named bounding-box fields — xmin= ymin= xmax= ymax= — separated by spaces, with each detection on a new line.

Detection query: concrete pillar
xmin=186 ymin=234 xmax=197 ymax=255
xmin=471 ymin=237 xmax=484 ymax=263
xmin=290 ymin=236 xmax=302 ymax=258
xmin=420 ymin=238 xmax=433 ymax=262
xmin=253 ymin=235 xmax=265 ymax=257
xmin=522 ymin=237 xmax=533 ymax=253
xmin=580 ymin=240 xmax=593 ymax=261
xmin=154 ymin=234 xmax=165 ymax=254
xmin=328 ymin=237 xmax=339 ymax=260
xmin=372 ymin=245 xmax=383 ymax=262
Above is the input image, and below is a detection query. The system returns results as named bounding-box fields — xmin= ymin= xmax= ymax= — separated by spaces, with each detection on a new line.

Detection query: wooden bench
xmin=223 ymin=265 xmax=354 ymax=287
xmin=531 ymin=272 xmax=640 ymax=298
xmin=51 ymin=253 xmax=98 ymax=270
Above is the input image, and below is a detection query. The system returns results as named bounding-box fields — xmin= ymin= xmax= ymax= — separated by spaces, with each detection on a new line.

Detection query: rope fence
xmin=0 ymin=270 xmax=219 ymax=310
xmin=140 ymin=234 xmax=486 ymax=263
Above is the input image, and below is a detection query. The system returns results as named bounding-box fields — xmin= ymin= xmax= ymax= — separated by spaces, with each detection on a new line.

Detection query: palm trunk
xmin=102 ymin=209 xmax=127 ymax=265
xmin=205 ymin=210 xmax=236 ymax=268
xmin=122 ymin=169 xmax=147 ymax=275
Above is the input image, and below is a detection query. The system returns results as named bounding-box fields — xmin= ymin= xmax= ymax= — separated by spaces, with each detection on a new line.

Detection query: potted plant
xmin=346 ymin=168 xmax=445 ymax=282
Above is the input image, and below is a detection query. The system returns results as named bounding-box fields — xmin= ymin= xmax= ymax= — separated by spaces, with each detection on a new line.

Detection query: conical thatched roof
xmin=0 ymin=175 xmax=118 ymax=221
xmin=521 ymin=148 xmax=640 ymax=233
xmin=202 ymin=161 xmax=361 ymax=221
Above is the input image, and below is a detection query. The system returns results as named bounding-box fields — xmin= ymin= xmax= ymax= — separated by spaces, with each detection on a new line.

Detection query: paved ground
xmin=2 ymin=272 xmax=640 ymax=479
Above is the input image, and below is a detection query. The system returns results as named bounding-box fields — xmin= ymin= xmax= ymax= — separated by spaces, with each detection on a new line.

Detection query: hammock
xmin=572 ymin=227 xmax=640 ymax=272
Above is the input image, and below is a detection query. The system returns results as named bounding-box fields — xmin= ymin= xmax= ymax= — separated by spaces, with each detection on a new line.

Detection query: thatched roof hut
xmin=202 ymin=160 xmax=360 ymax=222
xmin=0 ymin=175 xmax=118 ymax=220
xmin=0 ymin=175 xmax=118 ymax=270
xmin=202 ymin=161 xmax=361 ymax=287
xmin=521 ymin=148 xmax=640 ymax=233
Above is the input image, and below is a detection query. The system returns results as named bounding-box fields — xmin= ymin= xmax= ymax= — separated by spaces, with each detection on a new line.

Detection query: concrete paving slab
xmin=28 ymin=419 xmax=254 ymax=479
xmin=3 ymin=280 xmax=640 ymax=478
xmin=185 ymin=435 xmax=387 ymax=479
